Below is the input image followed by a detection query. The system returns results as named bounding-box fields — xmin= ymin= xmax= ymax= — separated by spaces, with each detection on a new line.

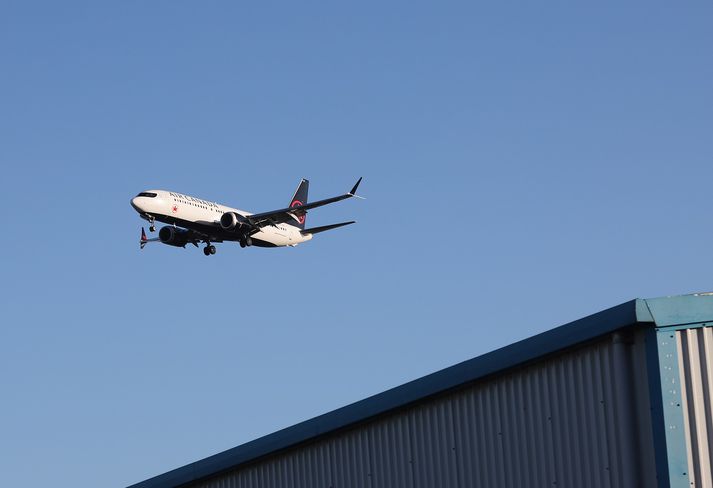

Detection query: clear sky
xmin=1 ymin=1 xmax=711 ymax=486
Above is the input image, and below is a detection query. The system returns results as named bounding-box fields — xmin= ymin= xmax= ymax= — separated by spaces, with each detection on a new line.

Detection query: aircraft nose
xmin=131 ymin=197 xmax=142 ymax=212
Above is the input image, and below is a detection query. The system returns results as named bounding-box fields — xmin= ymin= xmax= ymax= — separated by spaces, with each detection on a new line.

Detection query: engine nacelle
xmin=158 ymin=226 xmax=191 ymax=247
xmin=220 ymin=212 xmax=245 ymax=231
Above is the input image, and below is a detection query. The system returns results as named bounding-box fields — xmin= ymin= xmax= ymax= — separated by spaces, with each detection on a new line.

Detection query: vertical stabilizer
xmin=289 ymin=179 xmax=309 ymax=229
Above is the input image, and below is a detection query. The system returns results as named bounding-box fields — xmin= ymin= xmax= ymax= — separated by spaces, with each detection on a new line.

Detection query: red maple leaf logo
xmin=172 ymin=205 xmax=178 ymax=213
xmin=291 ymin=200 xmax=305 ymax=224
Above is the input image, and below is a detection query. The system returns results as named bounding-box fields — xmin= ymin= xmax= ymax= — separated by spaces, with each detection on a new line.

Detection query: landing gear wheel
xmin=149 ymin=225 xmax=156 ymax=232
xmin=203 ymin=247 xmax=211 ymax=256
xmin=208 ymin=245 xmax=216 ymax=255
xmin=245 ymin=236 xmax=252 ymax=247
xmin=239 ymin=237 xmax=246 ymax=248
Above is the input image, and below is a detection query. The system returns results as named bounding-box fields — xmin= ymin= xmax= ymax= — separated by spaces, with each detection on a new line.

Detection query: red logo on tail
xmin=291 ymin=200 xmax=305 ymax=224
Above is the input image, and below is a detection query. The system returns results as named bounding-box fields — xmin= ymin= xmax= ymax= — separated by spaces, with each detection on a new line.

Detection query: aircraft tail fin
xmin=289 ymin=178 xmax=309 ymax=230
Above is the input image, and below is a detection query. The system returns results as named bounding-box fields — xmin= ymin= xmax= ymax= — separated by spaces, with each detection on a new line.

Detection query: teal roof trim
xmin=642 ymin=294 xmax=713 ymax=328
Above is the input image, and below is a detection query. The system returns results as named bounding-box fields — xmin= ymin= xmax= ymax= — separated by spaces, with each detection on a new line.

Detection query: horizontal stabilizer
xmin=301 ymin=221 xmax=356 ymax=235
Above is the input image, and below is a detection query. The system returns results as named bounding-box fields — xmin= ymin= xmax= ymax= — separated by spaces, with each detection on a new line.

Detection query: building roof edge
xmin=128 ymin=294 xmax=713 ymax=488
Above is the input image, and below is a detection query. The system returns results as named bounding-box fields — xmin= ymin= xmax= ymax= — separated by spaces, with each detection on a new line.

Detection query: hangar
xmin=129 ymin=293 xmax=713 ymax=488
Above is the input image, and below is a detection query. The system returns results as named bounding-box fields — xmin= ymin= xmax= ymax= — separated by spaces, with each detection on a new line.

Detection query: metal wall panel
xmin=191 ymin=331 xmax=657 ymax=488
xmin=677 ymin=326 xmax=713 ymax=488
xmin=330 ymin=428 xmax=371 ymax=488
xmin=367 ymin=411 xmax=412 ymax=487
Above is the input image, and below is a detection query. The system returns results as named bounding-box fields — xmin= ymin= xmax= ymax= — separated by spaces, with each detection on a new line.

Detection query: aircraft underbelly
xmin=254 ymin=229 xmax=291 ymax=247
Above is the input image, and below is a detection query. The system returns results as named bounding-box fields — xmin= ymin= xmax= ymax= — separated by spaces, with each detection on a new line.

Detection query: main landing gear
xmin=203 ymin=244 xmax=216 ymax=256
xmin=239 ymin=236 xmax=252 ymax=248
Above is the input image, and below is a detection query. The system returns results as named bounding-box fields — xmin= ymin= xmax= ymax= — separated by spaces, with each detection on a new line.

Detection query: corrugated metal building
xmin=128 ymin=294 xmax=713 ymax=488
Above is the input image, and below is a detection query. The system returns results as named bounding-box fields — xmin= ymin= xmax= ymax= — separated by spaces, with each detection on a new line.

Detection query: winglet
xmin=140 ymin=227 xmax=147 ymax=249
xmin=348 ymin=177 xmax=364 ymax=198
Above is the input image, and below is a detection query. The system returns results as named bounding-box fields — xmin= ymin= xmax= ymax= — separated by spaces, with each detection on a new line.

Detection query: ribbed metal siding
xmin=677 ymin=326 xmax=713 ymax=488
xmin=191 ymin=331 xmax=656 ymax=488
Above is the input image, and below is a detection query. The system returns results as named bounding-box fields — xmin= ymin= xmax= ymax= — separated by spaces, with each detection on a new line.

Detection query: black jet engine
xmin=220 ymin=212 xmax=247 ymax=232
xmin=158 ymin=226 xmax=191 ymax=248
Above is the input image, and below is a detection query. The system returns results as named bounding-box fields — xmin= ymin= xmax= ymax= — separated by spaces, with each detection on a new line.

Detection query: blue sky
xmin=1 ymin=1 xmax=711 ymax=486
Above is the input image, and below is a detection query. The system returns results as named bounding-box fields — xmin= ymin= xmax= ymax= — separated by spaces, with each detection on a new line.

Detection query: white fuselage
xmin=131 ymin=190 xmax=312 ymax=247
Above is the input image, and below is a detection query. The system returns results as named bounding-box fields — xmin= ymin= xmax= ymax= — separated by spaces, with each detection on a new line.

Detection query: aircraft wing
xmin=245 ymin=178 xmax=362 ymax=228
xmin=139 ymin=226 xmax=223 ymax=249
xmin=140 ymin=227 xmax=160 ymax=249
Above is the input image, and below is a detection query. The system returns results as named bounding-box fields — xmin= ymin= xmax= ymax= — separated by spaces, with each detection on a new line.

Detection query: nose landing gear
xmin=148 ymin=216 xmax=156 ymax=233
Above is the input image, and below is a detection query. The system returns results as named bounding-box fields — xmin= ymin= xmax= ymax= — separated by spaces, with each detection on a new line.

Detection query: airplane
xmin=130 ymin=178 xmax=362 ymax=256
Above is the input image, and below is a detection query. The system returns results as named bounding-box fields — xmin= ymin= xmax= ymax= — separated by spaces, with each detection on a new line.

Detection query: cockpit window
xmin=137 ymin=192 xmax=157 ymax=198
